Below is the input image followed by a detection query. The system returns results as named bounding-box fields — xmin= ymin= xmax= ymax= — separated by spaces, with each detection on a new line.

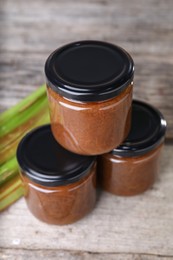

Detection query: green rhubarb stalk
xmin=0 ymin=157 xmax=18 ymax=185
xmin=0 ymin=94 xmax=48 ymax=138
xmin=0 ymin=111 xmax=50 ymax=165
xmin=0 ymin=107 xmax=49 ymax=152
xmin=0 ymin=85 xmax=48 ymax=148
xmin=0 ymin=176 xmax=22 ymax=200
xmin=0 ymin=85 xmax=50 ymax=211
xmin=0 ymin=106 xmax=48 ymax=150
xmin=0 ymin=185 xmax=24 ymax=211
xmin=0 ymin=85 xmax=46 ymax=125
xmin=0 ymin=113 xmax=50 ymax=184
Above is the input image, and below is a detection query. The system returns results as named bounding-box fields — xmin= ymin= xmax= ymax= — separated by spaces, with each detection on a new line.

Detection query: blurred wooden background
xmin=0 ymin=0 xmax=173 ymax=259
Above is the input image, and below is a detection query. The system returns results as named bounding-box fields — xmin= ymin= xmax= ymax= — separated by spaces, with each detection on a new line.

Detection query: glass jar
xmin=45 ymin=41 xmax=134 ymax=155
xmin=98 ymin=100 xmax=167 ymax=196
xmin=17 ymin=125 xmax=96 ymax=225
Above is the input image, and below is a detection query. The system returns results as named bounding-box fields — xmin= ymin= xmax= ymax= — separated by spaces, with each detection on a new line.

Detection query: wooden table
xmin=0 ymin=0 xmax=173 ymax=259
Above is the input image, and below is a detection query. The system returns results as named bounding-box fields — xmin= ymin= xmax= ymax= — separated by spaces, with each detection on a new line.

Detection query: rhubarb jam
xmin=98 ymin=100 xmax=166 ymax=196
xmin=45 ymin=41 xmax=134 ymax=155
xmin=17 ymin=125 xmax=96 ymax=225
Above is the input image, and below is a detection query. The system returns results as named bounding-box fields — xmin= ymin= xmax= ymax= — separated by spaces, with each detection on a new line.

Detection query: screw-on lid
xmin=112 ymin=100 xmax=167 ymax=157
xmin=45 ymin=40 xmax=134 ymax=102
xmin=17 ymin=125 xmax=95 ymax=187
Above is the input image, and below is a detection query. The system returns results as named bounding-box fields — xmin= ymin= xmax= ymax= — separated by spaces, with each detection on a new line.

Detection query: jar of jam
xmin=45 ymin=41 xmax=134 ymax=155
xmin=17 ymin=125 xmax=96 ymax=225
xmin=98 ymin=100 xmax=167 ymax=196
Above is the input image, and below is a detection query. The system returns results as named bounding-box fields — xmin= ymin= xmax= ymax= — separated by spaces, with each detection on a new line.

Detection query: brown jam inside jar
xmin=17 ymin=125 xmax=96 ymax=225
xmin=45 ymin=41 xmax=134 ymax=155
xmin=98 ymin=100 xmax=167 ymax=196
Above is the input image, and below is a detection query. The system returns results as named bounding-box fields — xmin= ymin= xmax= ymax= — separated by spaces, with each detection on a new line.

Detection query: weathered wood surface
xmin=0 ymin=0 xmax=173 ymax=138
xmin=1 ymin=250 xmax=173 ymax=260
xmin=0 ymin=144 xmax=173 ymax=259
xmin=1 ymin=0 xmax=173 ymax=259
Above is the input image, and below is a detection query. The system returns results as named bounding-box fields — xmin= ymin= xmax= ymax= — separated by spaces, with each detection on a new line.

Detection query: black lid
xmin=45 ymin=40 xmax=134 ymax=102
xmin=112 ymin=100 xmax=167 ymax=157
xmin=17 ymin=125 xmax=95 ymax=187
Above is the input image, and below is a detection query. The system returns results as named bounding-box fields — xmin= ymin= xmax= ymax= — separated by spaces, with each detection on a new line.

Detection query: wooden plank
xmin=0 ymin=0 xmax=173 ymax=138
xmin=0 ymin=249 xmax=173 ymax=260
xmin=0 ymin=144 xmax=173 ymax=257
xmin=0 ymin=0 xmax=173 ymax=54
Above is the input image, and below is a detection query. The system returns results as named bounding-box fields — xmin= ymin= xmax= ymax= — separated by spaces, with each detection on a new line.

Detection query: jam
xmin=45 ymin=41 xmax=134 ymax=155
xmin=17 ymin=125 xmax=96 ymax=225
xmin=98 ymin=100 xmax=167 ymax=196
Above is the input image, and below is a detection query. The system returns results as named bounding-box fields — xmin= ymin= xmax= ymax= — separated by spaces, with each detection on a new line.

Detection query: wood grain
xmin=1 ymin=144 xmax=173 ymax=257
xmin=1 ymin=249 xmax=173 ymax=260
xmin=0 ymin=0 xmax=173 ymax=137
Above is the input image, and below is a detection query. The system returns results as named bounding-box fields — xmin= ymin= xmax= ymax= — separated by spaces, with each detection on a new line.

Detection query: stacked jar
xmin=17 ymin=41 xmax=166 ymax=225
